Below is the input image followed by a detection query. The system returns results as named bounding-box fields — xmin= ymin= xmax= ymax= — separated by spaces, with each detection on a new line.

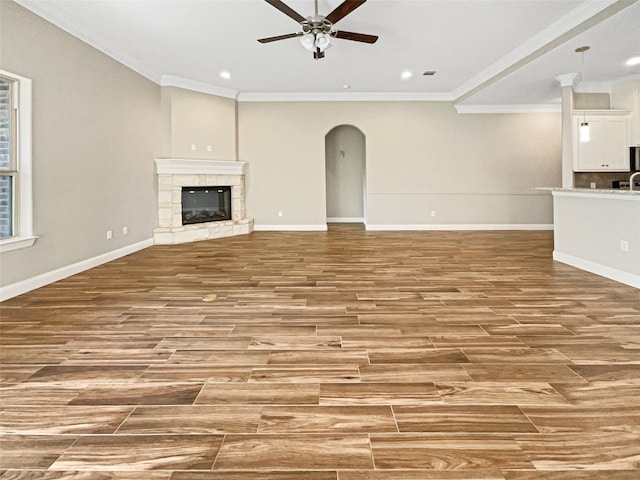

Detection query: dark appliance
xmin=631 ymin=146 xmax=640 ymax=172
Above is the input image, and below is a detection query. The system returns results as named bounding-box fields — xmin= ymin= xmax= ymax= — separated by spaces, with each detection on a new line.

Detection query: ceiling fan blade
xmin=258 ymin=32 xmax=302 ymax=43
xmin=325 ymin=0 xmax=367 ymax=24
xmin=332 ymin=30 xmax=378 ymax=44
xmin=264 ymin=0 xmax=307 ymax=23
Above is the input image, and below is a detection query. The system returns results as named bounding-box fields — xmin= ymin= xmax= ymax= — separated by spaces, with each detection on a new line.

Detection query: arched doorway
xmin=325 ymin=125 xmax=366 ymax=225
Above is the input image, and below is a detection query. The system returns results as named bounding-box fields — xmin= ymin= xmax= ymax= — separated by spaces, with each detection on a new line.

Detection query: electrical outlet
xmin=122 ymin=226 xmax=128 ymax=236
xmin=106 ymin=230 xmax=113 ymax=240
xmin=190 ymin=144 xmax=196 ymax=151
xmin=590 ymin=182 xmax=597 ymax=189
xmin=430 ymin=211 xmax=436 ymax=217
xmin=620 ymin=240 xmax=629 ymax=252
xmin=207 ymin=145 xmax=212 ymax=152
xmin=278 ymin=211 xmax=283 ymax=217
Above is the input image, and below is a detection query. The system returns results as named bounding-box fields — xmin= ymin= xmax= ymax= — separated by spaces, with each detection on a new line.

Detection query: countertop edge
xmin=536 ymin=187 xmax=640 ymax=200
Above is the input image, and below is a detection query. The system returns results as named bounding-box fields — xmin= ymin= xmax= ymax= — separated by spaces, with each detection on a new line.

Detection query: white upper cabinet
xmin=573 ymin=112 xmax=630 ymax=172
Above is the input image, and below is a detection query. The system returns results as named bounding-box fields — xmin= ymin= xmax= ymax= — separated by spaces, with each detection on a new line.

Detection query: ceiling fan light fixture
xmin=315 ymin=33 xmax=331 ymax=51
xmin=300 ymin=33 xmax=315 ymax=51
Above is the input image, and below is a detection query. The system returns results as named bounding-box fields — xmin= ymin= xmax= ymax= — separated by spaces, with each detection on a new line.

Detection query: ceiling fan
xmin=258 ymin=0 xmax=378 ymax=59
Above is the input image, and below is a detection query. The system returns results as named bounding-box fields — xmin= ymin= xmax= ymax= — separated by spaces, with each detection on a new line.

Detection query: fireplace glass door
xmin=181 ymin=186 xmax=231 ymax=225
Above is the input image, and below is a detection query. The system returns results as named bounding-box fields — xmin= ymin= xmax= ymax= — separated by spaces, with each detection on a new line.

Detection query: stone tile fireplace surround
xmin=153 ymin=159 xmax=253 ymax=244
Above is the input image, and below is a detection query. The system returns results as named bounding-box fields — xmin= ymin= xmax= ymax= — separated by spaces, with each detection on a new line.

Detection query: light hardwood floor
xmin=1 ymin=225 xmax=639 ymax=479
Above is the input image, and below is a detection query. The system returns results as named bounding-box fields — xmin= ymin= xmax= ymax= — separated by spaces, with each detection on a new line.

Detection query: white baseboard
xmin=0 ymin=238 xmax=154 ymax=302
xmin=327 ymin=217 xmax=365 ymax=223
xmin=253 ymin=225 xmax=328 ymax=232
xmin=553 ymin=251 xmax=640 ymax=289
xmin=366 ymin=224 xmax=554 ymax=231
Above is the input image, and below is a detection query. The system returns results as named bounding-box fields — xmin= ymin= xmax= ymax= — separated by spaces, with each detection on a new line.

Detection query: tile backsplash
xmin=574 ymin=172 xmax=633 ymax=189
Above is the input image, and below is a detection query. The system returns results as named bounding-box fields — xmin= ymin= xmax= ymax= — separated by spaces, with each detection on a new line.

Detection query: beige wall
xmin=239 ymin=101 xmax=561 ymax=227
xmin=0 ymin=1 xmax=160 ymax=287
xmin=573 ymin=92 xmax=611 ymax=110
xmin=161 ymin=86 xmax=237 ymax=160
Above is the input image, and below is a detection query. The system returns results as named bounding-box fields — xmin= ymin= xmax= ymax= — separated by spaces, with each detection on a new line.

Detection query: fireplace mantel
xmin=155 ymin=158 xmax=247 ymax=175
xmin=153 ymin=158 xmax=252 ymax=244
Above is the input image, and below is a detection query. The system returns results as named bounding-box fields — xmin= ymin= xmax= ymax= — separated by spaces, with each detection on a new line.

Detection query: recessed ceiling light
xmin=401 ymin=70 xmax=412 ymax=80
xmin=626 ymin=56 xmax=640 ymax=66
xmin=220 ymin=71 xmax=231 ymax=80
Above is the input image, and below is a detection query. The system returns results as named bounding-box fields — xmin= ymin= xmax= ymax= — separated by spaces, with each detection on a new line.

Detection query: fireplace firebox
xmin=181 ymin=186 xmax=231 ymax=225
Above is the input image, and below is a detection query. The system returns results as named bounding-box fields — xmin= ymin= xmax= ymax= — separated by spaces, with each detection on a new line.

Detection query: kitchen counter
xmin=537 ymin=187 xmax=640 ymax=197
xmin=539 ymin=187 xmax=640 ymax=288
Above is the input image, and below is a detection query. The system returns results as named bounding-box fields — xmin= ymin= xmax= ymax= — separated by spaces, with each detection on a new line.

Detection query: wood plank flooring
xmin=1 ymin=225 xmax=640 ymax=479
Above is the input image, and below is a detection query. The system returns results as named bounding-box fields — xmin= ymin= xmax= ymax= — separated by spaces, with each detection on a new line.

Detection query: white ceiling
xmin=15 ymin=0 xmax=640 ymax=107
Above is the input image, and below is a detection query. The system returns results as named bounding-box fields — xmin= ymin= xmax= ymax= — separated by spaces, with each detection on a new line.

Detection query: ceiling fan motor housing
xmin=302 ymin=16 xmax=333 ymax=35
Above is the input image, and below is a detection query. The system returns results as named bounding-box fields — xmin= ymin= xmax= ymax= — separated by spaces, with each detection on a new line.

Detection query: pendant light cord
xmin=581 ymin=50 xmax=586 ymax=123
xmin=575 ymin=45 xmax=591 ymax=143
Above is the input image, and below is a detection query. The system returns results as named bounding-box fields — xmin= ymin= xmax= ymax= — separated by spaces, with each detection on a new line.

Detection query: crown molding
xmin=236 ymin=91 xmax=455 ymax=102
xmin=455 ymin=104 xmax=561 ymax=114
xmin=559 ymin=74 xmax=640 ymax=94
xmin=610 ymin=74 xmax=640 ymax=86
xmin=555 ymin=73 xmax=579 ymax=88
xmin=575 ymin=74 xmax=640 ymax=93
xmin=160 ymin=75 xmax=238 ymax=99
xmin=575 ymin=81 xmax=613 ymax=94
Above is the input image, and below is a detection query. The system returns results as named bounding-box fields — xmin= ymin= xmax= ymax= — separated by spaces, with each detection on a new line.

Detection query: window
xmin=0 ymin=70 xmax=35 ymax=253
xmin=0 ymin=76 xmax=16 ymax=238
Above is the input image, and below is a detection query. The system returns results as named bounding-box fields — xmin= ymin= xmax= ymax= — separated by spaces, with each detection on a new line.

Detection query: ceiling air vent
xmin=423 ymin=71 xmax=437 ymax=76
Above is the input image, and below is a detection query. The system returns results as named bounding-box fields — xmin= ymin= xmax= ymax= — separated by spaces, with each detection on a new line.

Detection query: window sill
xmin=0 ymin=235 xmax=38 ymax=253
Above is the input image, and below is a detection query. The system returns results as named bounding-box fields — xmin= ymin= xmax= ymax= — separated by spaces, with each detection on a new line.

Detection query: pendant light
xmin=575 ymin=46 xmax=590 ymax=143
